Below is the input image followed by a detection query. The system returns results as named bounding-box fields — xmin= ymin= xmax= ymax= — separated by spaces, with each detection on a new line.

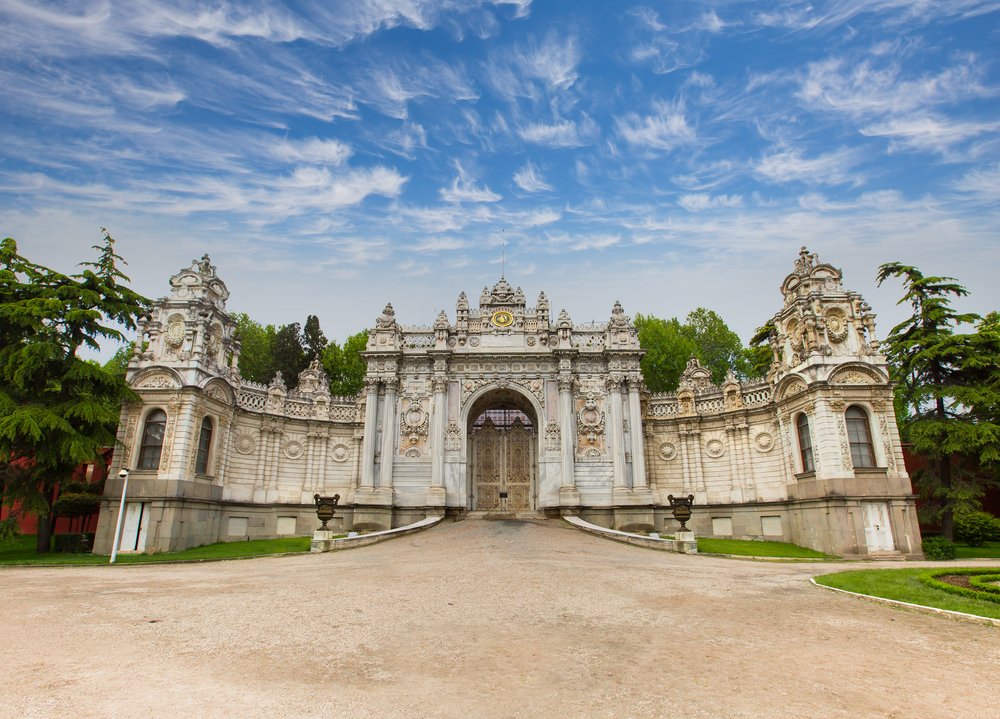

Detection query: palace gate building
xmin=94 ymin=249 xmax=923 ymax=558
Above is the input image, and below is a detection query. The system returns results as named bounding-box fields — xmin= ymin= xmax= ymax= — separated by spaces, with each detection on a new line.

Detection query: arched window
xmin=137 ymin=409 xmax=167 ymax=470
xmin=796 ymin=413 xmax=814 ymax=473
xmin=195 ymin=416 xmax=213 ymax=475
xmin=846 ymin=406 xmax=876 ymax=468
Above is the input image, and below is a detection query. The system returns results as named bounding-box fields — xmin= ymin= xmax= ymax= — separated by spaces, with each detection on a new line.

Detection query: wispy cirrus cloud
xmin=615 ymin=99 xmax=696 ymax=151
xmin=513 ymin=162 xmax=553 ymax=192
xmin=518 ymin=116 xmax=599 ymax=147
xmin=754 ymin=147 xmax=860 ymax=186
xmin=439 ymin=162 xmax=502 ymax=202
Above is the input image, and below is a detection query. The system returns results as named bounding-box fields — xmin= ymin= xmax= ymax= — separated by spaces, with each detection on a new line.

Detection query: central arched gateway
xmin=466 ymin=388 xmax=538 ymax=511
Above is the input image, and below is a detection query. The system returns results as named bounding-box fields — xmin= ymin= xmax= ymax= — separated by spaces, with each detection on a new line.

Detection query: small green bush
xmin=52 ymin=533 xmax=95 ymax=553
xmin=954 ymin=511 xmax=1000 ymax=547
xmin=922 ymin=535 xmax=956 ymax=560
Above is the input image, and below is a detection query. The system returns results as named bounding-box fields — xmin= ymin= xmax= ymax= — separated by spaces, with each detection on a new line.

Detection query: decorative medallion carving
xmin=283 ymin=439 xmax=304 ymax=460
xmin=404 ymin=447 xmax=422 ymax=458
xmin=164 ymin=316 xmax=185 ymax=348
xmin=658 ymin=442 xmax=677 ymax=461
xmin=753 ymin=431 xmax=775 ymax=453
xmin=234 ymin=432 xmax=257 ymax=455
xmin=704 ymin=439 xmax=725 ymax=458
xmin=330 ymin=443 xmax=350 ymax=463
xmin=825 ymin=309 xmax=849 ymax=343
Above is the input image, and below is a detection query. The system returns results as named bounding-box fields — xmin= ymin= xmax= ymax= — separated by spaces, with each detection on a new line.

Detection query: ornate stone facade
xmin=94 ymin=249 xmax=922 ymax=559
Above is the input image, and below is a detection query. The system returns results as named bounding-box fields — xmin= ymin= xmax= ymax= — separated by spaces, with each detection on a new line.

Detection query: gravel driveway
xmin=1 ymin=519 xmax=996 ymax=719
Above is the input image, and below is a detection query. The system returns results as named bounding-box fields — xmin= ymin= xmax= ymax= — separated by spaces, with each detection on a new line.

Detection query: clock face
xmin=491 ymin=310 xmax=514 ymax=328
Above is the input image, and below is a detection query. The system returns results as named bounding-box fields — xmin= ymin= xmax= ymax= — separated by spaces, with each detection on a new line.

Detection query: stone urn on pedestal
xmin=667 ymin=494 xmax=697 ymax=549
xmin=310 ymin=493 xmax=341 ymax=553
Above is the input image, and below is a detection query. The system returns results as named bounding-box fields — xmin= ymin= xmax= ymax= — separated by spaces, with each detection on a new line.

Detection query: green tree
xmin=682 ymin=308 xmax=746 ymax=385
xmin=0 ymin=231 xmax=150 ymax=552
xmin=232 ymin=312 xmax=277 ymax=384
xmin=103 ymin=343 xmax=135 ymax=380
xmin=635 ymin=309 xmax=765 ymax=392
xmin=302 ymin=314 xmax=328 ymax=361
xmin=321 ymin=330 xmax=369 ymax=397
xmin=271 ymin=322 xmax=306 ymax=389
xmin=634 ymin=314 xmax=698 ymax=392
xmin=877 ymin=262 xmax=1000 ymax=540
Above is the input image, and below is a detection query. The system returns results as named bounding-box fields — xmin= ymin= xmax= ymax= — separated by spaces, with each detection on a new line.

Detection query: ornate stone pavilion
xmin=94 ymin=249 xmax=922 ymax=558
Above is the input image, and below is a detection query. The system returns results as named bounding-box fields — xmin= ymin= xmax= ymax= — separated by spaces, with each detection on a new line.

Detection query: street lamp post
xmin=109 ymin=469 xmax=129 ymax=564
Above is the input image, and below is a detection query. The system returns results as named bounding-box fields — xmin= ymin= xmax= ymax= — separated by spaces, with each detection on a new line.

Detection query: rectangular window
xmin=712 ymin=517 xmax=733 ymax=536
xmin=761 ymin=516 xmax=783 ymax=537
xmin=276 ymin=516 xmax=297 ymax=536
xmin=227 ymin=516 xmax=248 ymax=536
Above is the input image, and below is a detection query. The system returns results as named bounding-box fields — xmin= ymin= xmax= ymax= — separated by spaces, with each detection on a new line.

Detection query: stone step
xmin=463 ymin=510 xmax=548 ymax=521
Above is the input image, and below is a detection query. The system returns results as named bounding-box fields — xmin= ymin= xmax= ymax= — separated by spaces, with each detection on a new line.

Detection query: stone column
xmin=557 ymin=374 xmax=580 ymax=508
xmin=378 ymin=379 xmax=398 ymax=491
xmin=359 ymin=380 xmax=379 ymax=489
xmin=430 ymin=375 xmax=447 ymax=491
xmin=609 ymin=378 xmax=627 ymax=489
xmin=626 ymin=377 xmax=647 ymax=489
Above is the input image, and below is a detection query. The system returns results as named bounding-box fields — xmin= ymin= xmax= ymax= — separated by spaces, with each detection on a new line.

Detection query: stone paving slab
xmin=1 ymin=519 xmax=997 ymax=718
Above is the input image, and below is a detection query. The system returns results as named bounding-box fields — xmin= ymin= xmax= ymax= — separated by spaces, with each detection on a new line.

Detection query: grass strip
xmin=954 ymin=542 xmax=1000 ymax=559
xmin=0 ymin=535 xmax=313 ymax=566
xmin=815 ymin=568 xmax=1000 ymax=620
xmin=697 ymin=537 xmax=832 ymax=558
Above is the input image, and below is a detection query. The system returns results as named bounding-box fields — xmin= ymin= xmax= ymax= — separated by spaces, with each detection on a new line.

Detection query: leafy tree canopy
xmin=322 ymin=330 xmax=369 ymax=397
xmin=0 ymin=231 xmax=150 ymax=551
xmin=232 ymin=312 xmax=277 ymax=384
xmin=877 ymin=262 xmax=1000 ymax=540
xmin=635 ymin=309 xmax=766 ymax=392
xmin=271 ymin=322 xmax=307 ymax=389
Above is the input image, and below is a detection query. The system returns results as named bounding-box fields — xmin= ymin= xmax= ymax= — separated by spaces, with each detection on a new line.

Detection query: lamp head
xmin=118 ymin=469 xmax=129 ymax=479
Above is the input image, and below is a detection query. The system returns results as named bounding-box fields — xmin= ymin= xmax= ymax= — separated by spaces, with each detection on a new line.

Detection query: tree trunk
xmin=35 ymin=485 xmax=57 ymax=553
xmin=36 ymin=510 xmax=52 ymax=553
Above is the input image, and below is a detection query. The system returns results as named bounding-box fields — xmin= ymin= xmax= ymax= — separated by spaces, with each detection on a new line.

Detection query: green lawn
xmin=954 ymin=541 xmax=1000 ymax=559
xmin=814 ymin=568 xmax=1000 ymax=620
xmin=0 ymin=535 xmax=313 ymax=566
xmin=697 ymin=537 xmax=832 ymax=559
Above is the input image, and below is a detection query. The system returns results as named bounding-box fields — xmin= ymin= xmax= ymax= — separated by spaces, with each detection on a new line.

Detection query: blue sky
xmin=2 ymin=1 xmax=999 ymax=352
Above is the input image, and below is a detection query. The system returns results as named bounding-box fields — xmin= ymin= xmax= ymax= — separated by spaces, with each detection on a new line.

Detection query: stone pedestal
xmin=310 ymin=529 xmax=337 ymax=553
xmin=674 ymin=530 xmax=697 ymax=554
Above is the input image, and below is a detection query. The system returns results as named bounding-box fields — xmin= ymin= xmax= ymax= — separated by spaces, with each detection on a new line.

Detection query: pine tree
xmin=302 ymin=315 xmax=328 ymax=361
xmin=877 ymin=262 xmax=1000 ymax=540
xmin=271 ymin=322 xmax=306 ymax=390
xmin=0 ymin=231 xmax=150 ymax=552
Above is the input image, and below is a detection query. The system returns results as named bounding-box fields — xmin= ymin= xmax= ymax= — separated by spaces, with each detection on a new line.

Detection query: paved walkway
xmin=1 ymin=519 xmax=997 ymax=718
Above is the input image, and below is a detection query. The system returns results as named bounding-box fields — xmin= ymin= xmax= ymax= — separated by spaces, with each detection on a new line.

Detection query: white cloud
xmin=615 ymin=100 xmax=696 ymax=151
xmin=272 ymin=138 xmax=353 ymax=166
xmin=518 ymin=116 xmax=599 ymax=147
xmin=440 ymin=162 xmax=502 ymax=203
xmin=677 ymin=193 xmax=744 ymax=211
xmin=513 ymin=162 xmax=552 ymax=192
xmin=861 ymin=116 xmax=1000 ymax=155
xmin=754 ymin=147 xmax=860 ymax=186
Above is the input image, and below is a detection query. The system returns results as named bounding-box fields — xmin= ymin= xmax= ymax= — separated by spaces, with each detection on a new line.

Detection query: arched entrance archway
xmin=466 ymin=388 xmax=538 ymax=511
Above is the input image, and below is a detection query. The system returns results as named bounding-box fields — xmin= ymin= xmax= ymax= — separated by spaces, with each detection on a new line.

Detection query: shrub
xmin=922 ymin=536 xmax=956 ymax=560
xmin=954 ymin=511 xmax=1000 ymax=547
xmin=52 ymin=533 xmax=95 ymax=553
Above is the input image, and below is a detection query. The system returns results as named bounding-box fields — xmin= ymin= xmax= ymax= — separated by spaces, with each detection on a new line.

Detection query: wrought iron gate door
xmin=472 ymin=416 xmax=533 ymax=510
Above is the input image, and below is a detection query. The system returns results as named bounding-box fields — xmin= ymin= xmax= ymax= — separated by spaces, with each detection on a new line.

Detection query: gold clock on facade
xmin=491 ymin=310 xmax=514 ymax=328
